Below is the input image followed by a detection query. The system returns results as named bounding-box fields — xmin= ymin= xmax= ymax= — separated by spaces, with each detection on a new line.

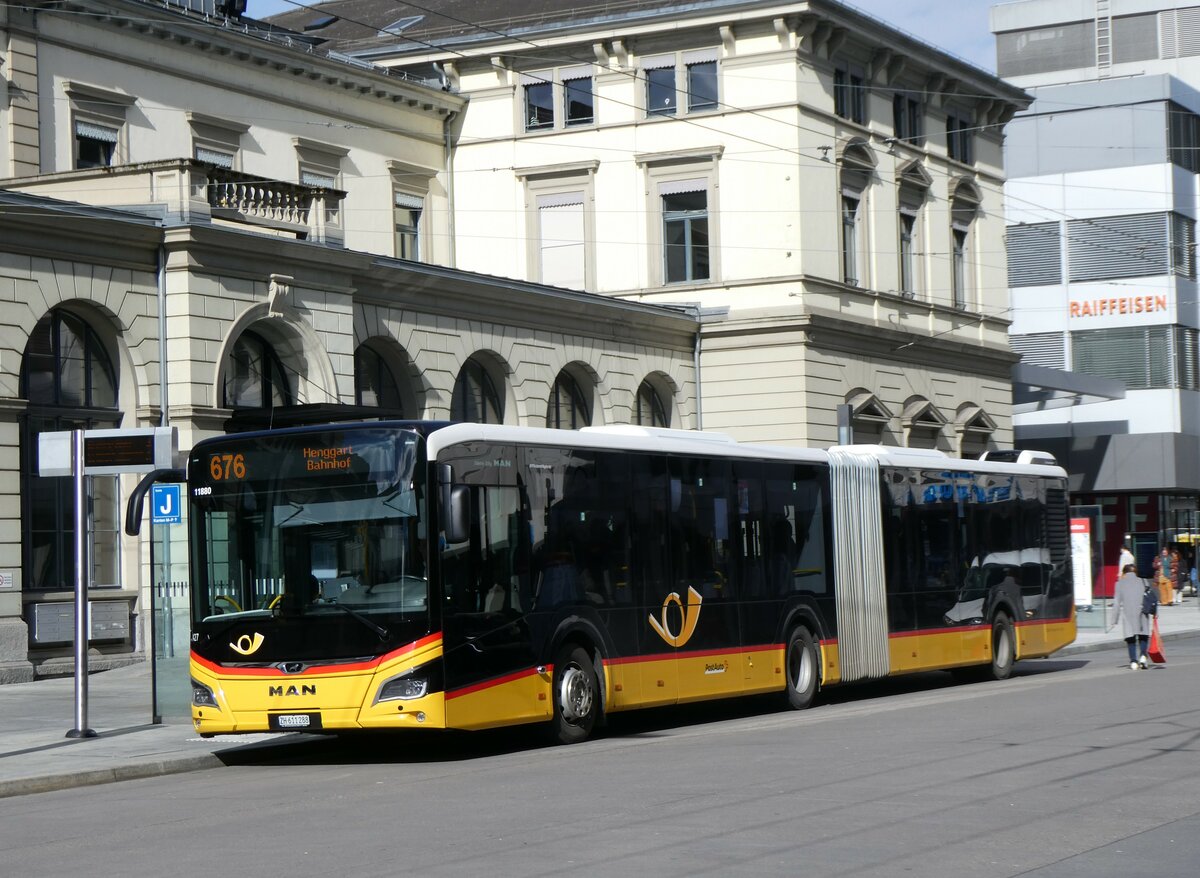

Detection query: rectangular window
xmin=834 ymin=65 xmax=865 ymax=124
xmin=1068 ymin=213 xmax=1172 ymax=281
xmin=841 ymin=195 xmax=860 ymax=285
xmin=893 ymin=94 xmax=923 ymax=144
xmin=646 ymin=65 xmax=677 ymax=116
xmin=75 ymin=119 xmax=118 ymax=169
xmin=1072 ymin=326 xmax=1176 ymax=389
xmin=952 ymin=227 xmax=968 ymax=308
xmin=564 ymin=77 xmax=594 ymax=126
xmin=394 ymin=192 xmax=423 ymax=260
xmin=663 ymin=189 xmax=709 ymax=283
xmin=1171 ymin=213 xmax=1196 ymax=279
xmin=1009 ymin=332 xmax=1066 ymax=370
xmin=195 ymin=145 xmax=235 ymax=168
xmin=1113 ymin=13 xmax=1159 ymax=64
xmin=1169 ymin=103 xmax=1200 ymax=173
xmin=899 ymin=211 xmax=916 ymax=295
xmin=996 ymin=21 xmax=1096 ymax=77
xmin=686 ymin=61 xmax=718 ymax=112
xmin=524 ymin=80 xmax=554 ymax=131
xmin=537 ymin=192 xmax=586 ymax=289
xmin=946 ymin=112 xmax=974 ymax=164
xmin=1007 ymin=222 xmax=1062 ymax=286
xmin=300 ymin=168 xmax=337 ymax=188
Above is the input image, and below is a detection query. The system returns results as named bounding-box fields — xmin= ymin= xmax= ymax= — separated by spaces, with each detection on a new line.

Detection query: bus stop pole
xmin=67 ymin=429 xmax=96 ymax=739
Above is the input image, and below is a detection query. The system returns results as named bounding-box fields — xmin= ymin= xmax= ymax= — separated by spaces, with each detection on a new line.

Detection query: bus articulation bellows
xmin=187 ymin=421 xmax=1074 ymax=744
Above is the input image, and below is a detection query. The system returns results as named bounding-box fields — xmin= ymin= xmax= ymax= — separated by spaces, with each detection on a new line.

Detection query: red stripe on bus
xmin=445 ymin=666 xmax=542 ymax=700
xmin=191 ymin=632 xmax=442 ymax=677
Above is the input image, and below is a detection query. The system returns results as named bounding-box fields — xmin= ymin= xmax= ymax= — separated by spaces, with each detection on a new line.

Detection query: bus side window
xmin=443 ymin=485 xmax=525 ymax=616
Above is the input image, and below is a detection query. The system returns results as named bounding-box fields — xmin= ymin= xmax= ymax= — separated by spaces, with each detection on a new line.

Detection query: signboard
xmin=151 ymin=484 xmax=182 ymax=526
xmin=38 ymin=427 xmax=177 ymax=477
xmin=1071 ymin=517 xmax=1094 ymax=607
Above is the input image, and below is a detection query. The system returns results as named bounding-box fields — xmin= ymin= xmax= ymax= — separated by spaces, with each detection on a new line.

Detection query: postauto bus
xmin=187 ymin=421 xmax=1075 ymax=744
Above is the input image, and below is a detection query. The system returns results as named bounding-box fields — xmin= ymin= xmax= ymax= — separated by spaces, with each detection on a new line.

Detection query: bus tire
xmin=550 ymin=644 xmax=599 ymax=744
xmin=988 ymin=611 xmax=1016 ymax=681
xmin=783 ymin=626 xmax=819 ymax=710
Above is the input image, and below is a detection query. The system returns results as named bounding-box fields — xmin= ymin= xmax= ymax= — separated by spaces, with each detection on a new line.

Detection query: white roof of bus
xmin=423 ymin=424 xmax=1067 ymax=478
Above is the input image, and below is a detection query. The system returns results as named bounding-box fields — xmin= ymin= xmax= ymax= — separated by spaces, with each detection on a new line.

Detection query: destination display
xmin=191 ymin=430 xmax=415 ymax=492
xmin=37 ymin=427 xmax=177 ymax=477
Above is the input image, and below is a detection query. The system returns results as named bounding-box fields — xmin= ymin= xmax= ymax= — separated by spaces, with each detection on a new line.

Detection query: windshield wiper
xmin=328 ymin=601 xmax=390 ymax=641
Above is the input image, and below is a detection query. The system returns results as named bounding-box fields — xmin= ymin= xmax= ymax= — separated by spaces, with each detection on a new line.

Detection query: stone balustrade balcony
xmin=2 ymin=159 xmax=346 ymax=246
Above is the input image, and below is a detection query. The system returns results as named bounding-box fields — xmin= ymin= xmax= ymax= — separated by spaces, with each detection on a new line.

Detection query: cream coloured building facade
xmin=274 ymin=0 xmax=1029 ymax=450
xmin=0 ymin=0 xmax=698 ymax=680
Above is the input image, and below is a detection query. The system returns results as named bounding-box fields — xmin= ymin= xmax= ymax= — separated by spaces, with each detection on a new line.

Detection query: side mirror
xmin=439 ymin=464 xmax=470 ymax=545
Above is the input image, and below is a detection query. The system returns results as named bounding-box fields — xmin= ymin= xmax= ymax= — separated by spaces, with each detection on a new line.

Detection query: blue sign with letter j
xmin=151 ymin=484 xmax=182 ymax=526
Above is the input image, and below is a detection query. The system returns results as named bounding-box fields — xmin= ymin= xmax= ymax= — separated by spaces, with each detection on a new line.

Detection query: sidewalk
xmin=1 ymin=601 xmax=1197 ymax=800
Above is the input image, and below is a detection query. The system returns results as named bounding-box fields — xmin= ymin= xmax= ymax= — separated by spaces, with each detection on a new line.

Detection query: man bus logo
xmin=230 ymin=633 xmax=265 ymax=656
xmin=269 ymin=684 xmax=316 ymax=696
xmin=648 ymin=586 xmax=703 ymax=647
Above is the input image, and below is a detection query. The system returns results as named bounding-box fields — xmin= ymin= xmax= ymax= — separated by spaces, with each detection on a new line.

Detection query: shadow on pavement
xmin=214 ymin=660 xmax=1094 ymax=768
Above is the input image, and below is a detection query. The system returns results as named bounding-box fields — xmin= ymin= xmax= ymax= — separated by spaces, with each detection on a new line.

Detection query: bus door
xmin=751 ymin=462 xmax=834 ymax=687
xmin=523 ymin=446 xmax=641 ymax=710
xmin=438 ymin=444 xmax=541 ymax=729
xmin=628 ymin=453 xmax=680 ymax=707
xmin=664 ymin=455 xmax=743 ymax=701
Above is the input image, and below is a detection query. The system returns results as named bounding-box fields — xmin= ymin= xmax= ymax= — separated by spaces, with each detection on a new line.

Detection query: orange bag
xmin=1148 ymin=617 xmax=1166 ymax=664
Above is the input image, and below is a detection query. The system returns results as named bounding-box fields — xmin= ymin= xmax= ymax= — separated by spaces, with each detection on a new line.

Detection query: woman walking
xmin=1109 ymin=563 xmax=1155 ymax=669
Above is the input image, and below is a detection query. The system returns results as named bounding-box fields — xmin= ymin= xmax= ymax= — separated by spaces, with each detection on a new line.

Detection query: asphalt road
xmin=3 ymin=638 xmax=1199 ymax=878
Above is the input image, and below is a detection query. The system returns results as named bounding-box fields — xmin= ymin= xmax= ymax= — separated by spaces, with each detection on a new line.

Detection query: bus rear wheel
xmin=783 ymin=626 xmax=819 ymax=710
xmin=988 ymin=612 xmax=1016 ymax=681
xmin=550 ymin=645 xmax=599 ymax=744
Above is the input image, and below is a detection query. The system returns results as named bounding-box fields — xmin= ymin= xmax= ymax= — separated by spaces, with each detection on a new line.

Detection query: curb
xmin=0 ymin=753 xmax=225 ymax=800
xmin=1057 ymin=629 xmax=1196 ymax=658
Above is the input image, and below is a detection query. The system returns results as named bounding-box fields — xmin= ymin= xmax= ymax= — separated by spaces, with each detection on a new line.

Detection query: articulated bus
xmin=187 ymin=421 xmax=1074 ymax=743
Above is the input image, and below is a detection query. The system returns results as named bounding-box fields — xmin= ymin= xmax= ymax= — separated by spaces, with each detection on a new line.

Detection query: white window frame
xmin=393 ymin=191 xmax=423 ymax=261
xmin=833 ymin=60 xmax=867 ymax=125
xmin=517 ymin=161 xmax=599 ymax=290
xmin=946 ymin=106 xmax=975 ymax=165
xmin=950 ymin=183 xmax=979 ymax=310
xmin=64 ymin=82 xmax=135 ymax=170
xmin=636 ymin=147 xmax=722 ymax=287
xmin=640 ymin=48 xmax=719 ymax=119
xmin=839 ymin=145 xmax=874 ymax=288
xmin=897 ymin=165 xmax=930 ymax=298
xmin=293 ymin=136 xmax=349 ymax=189
xmin=187 ymin=112 xmax=248 ymax=171
xmin=519 ymin=66 xmax=597 ymax=133
xmin=387 ymin=159 xmax=437 ymax=262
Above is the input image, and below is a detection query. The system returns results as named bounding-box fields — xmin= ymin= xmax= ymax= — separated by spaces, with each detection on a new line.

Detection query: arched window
xmin=950 ymin=182 xmax=980 ymax=310
xmin=897 ymin=162 xmax=931 ymax=298
xmin=452 ymin=358 xmax=503 ymax=424
xmin=840 ymin=142 xmax=875 ymax=288
xmin=546 ymin=371 xmax=591 ymax=429
xmin=635 ymin=379 xmax=670 ymax=428
xmin=20 ymin=309 xmax=120 ymax=591
xmin=222 ymin=329 xmax=293 ymax=410
xmin=22 ymin=310 xmax=116 ymax=408
xmin=355 ymin=344 xmax=403 ymax=412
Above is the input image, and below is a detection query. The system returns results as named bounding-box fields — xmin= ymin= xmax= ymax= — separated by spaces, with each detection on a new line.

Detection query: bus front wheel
xmin=550 ymin=645 xmax=599 ymax=744
xmin=783 ymin=626 xmax=819 ymax=710
xmin=989 ymin=612 xmax=1016 ymax=681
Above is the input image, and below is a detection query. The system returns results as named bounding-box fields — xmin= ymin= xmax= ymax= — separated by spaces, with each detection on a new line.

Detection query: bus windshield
xmin=188 ymin=428 xmax=429 ymax=661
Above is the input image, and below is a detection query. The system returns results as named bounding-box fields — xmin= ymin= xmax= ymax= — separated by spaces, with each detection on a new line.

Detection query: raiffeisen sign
xmin=1069 ymin=295 xmax=1168 ymax=318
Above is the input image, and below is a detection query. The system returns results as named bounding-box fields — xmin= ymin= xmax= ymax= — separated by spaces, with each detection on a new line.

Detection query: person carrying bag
xmin=1108 ymin=564 xmax=1155 ymax=669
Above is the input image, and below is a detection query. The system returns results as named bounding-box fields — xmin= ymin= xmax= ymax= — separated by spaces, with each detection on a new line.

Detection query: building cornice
xmin=45 ymin=0 xmax=463 ymax=117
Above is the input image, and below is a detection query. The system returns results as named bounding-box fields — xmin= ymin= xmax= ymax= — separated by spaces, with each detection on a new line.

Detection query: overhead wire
xmin=13 ymin=1 xmax=1198 ymax=322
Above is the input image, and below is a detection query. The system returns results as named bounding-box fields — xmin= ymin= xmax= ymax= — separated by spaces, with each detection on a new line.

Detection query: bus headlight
xmin=377 ymin=673 xmax=428 ymax=702
xmin=192 ymin=679 xmax=218 ymax=708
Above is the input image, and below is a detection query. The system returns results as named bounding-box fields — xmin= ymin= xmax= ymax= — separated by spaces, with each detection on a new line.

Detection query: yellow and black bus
xmin=188 ymin=421 xmax=1074 ymax=743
